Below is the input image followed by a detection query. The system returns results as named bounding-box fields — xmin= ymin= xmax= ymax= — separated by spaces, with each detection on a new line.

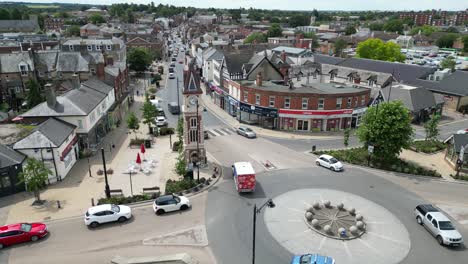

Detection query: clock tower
xmin=182 ymin=58 xmax=206 ymax=164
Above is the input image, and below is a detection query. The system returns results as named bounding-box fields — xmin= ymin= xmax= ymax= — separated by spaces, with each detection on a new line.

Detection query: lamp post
xmin=101 ymin=148 xmax=111 ymax=198
xmin=129 ymin=170 xmax=134 ymax=196
xmin=252 ymin=199 xmax=275 ymax=264
xmin=87 ymin=157 xmax=92 ymax=177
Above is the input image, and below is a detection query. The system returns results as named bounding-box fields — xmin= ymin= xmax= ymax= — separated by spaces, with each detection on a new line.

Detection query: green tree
xmin=344 ymin=25 xmax=356 ymax=35
xmin=440 ymin=56 xmax=456 ymax=71
xmin=343 ymin=128 xmax=351 ymax=148
xmin=446 ymin=27 xmax=459 ymax=33
xmin=356 ymin=38 xmax=405 ymax=62
xmin=243 ymin=32 xmax=267 ymax=44
xmin=409 ymin=25 xmax=436 ymax=36
xmin=463 ymin=36 xmax=468 ymax=53
xmin=267 ymin=23 xmax=283 ymax=38
xmin=177 ymin=117 xmax=184 ymax=143
xmin=0 ymin=8 xmax=10 ymax=20
xmin=356 ymin=101 xmax=413 ymax=163
xmin=10 ymin=8 xmax=22 ymax=20
xmin=369 ymin=23 xmax=384 ymax=31
xmin=25 ymin=80 xmax=43 ymax=109
xmin=89 ymin=13 xmax=105 ymax=24
xmin=270 ymin=17 xmax=280 ymax=23
xmin=126 ymin=112 xmax=140 ymax=139
xmin=229 ymin=9 xmax=241 ymax=21
xmin=125 ymin=10 xmax=135 ymax=23
xmin=127 ymin=47 xmax=152 ymax=72
xmin=141 ymin=95 xmax=157 ymax=133
xmin=383 ymin=19 xmax=404 ymax=34
xmin=289 ymin=14 xmax=309 ymax=27
xmin=334 ymin=38 xmax=347 ymax=57
xmin=66 ymin=25 xmax=80 ymax=37
xmin=436 ymin=34 xmax=458 ymax=48
xmin=18 ymin=158 xmax=52 ymax=204
xmin=424 ymin=114 xmax=440 ymax=141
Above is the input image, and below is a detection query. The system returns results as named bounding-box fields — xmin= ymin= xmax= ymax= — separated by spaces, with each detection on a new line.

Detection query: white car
xmin=155 ymin=116 xmax=168 ymax=127
xmin=84 ymin=204 xmax=132 ymax=228
xmin=169 ymin=73 xmax=175 ymax=79
xmin=316 ymin=154 xmax=344 ymax=171
xmin=237 ymin=126 xmax=256 ymax=138
xmin=456 ymin=129 xmax=468 ymax=134
xmin=153 ymin=194 xmax=191 ymax=215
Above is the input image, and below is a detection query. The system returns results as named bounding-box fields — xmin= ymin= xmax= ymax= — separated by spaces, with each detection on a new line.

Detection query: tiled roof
xmin=427 ymin=71 xmax=468 ymax=97
xmin=0 ymin=52 xmax=34 ymax=73
xmin=56 ymin=52 xmax=89 ymax=72
xmin=0 ymin=144 xmax=25 ymax=168
xmin=0 ymin=19 xmax=40 ymax=32
xmin=381 ymin=84 xmax=439 ymax=112
xmin=13 ymin=118 xmax=75 ymax=149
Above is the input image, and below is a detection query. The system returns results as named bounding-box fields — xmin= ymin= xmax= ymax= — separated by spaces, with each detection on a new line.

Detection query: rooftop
xmin=239 ymin=80 xmax=369 ymax=95
xmin=13 ymin=118 xmax=75 ymax=149
xmin=0 ymin=144 xmax=25 ymax=168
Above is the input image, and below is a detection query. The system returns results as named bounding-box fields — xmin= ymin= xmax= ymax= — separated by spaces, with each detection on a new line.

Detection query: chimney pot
xmin=45 ymin=83 xmax=57 ymax=108
xmin=256 ymin=72 xmax=263 ymax=87
xmin=72 ymin=74 xmax=80 ymax=89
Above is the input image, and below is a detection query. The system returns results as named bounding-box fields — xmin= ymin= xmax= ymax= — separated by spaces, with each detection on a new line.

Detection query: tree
xmin=383 ymin=19 xmax=404 ymax=34
xmin=26 ymin=80 xmax=43 ymax=109
xmin=267 ymin=23 xmax=282 ymax=38
xmin=446 ymin=27 xmax=459 ymax=33
xmin=126 ymin=112 xmax=140 ymax=139
xmin=270 ymin=17 xmax=280 ymax=23
xmin=18 ymin=158 xmax=52 ymax=204
xmin=125 ymin=10 xmax=135 ymax=23
xmin=89 ymin=13 xmax=105 ymax=25
xmin=243 ymin=32 xmax=267 ymax=44
xmin=356 ymin=38 xmax=405 ymax=62
xmin=409 ymin=25 xmax=436 ymax=37
xmin=127 ymin=47 xmax=152 ymax=72
xmin=10 ymin=8 xmax=22 ymax=20
xmin=334 ymin=39 xmax=347 ymax=57
xmin=229 ymin=9 xmax=241 ymax=22
xmin=303 ymin=32 xmax=319 ymax=49
xmin=141 ymin=96 xmax=157 ymax=133
xmin=343 ymin=128 xmax=351 ymax=148
xmin=463 ymin=36 xmax=468 ymax=53
xmin=174 ymin=152 xmax=187 ymax=176
xmin=66 ymin=25 xmax=80 ymax=37
xmin=424 ymin=114 xmax=440 ymax=141
xmin=312 ymin=9 xmax=319 ymax=19
xmin=344 ymin=25 xmax=356 ymax=35
xmin=289 ymin=14 xmax=309 ymax=27
xmin=80 ymin=6 xmax=88 ymax=12
xmin=356 ymin=101 xmax=413 ymax=163
xmin=177 ymin=117 xmax=184 ymax=143
xmin=436 ymin=34 xmax=458 ymax=48
xmin=440 ymin=56 xmax=456 ymax=71
xmin=369 ymin=23 xmax=384 ymax=31
xmin=0 ymin=8 xmax=10 ymax=20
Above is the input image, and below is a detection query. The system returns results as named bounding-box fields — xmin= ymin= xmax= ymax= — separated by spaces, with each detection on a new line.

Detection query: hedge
xmin=160 ymin=127 xmax=175 ymax=136
xmin=97 ymin=194 xmax=152 ymax=205
xmin=410 ymin=140 xmax=446 ymax=154
xmin=165 ymin=178 xmax=197 ymax=194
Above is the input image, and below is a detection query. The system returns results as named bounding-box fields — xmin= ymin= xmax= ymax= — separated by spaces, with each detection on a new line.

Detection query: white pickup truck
xmin=414 ymin=204 xmax=463 ymax=246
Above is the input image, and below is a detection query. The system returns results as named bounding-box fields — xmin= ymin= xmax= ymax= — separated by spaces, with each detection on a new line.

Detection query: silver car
xmin=237 ymin=126 xmax=256 ymax=138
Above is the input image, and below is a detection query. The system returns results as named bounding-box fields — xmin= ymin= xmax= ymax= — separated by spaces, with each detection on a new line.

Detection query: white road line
xmin=210 ymin=129 xmax=224 ymax=136
xmin=357 ymin=238 xmax=385 ymax=258
xmin=366 ymin=231 xmax=411 ymax=247
xmin=317 ymin=236 xmax=327 ymax=251
xmin=286 ymin=207 xmax=306 ymax=214
xmin=342 ymin=241 xmax=353 ymax=259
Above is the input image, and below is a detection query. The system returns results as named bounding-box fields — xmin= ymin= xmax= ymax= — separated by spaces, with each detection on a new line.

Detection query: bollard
xmin=57 ymin=200 xmax=61 ymax=209
xmin=312 ymin=145 xmax=316 ymax=152
xmin=91 ymin=198 xmax=95 ymax=206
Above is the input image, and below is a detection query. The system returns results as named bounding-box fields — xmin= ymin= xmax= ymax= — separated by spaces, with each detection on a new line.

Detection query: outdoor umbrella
xmin=140 ymin=143 xmax=146 ymax=161
xmin=136 ymin=153 xmax=142 ymax=171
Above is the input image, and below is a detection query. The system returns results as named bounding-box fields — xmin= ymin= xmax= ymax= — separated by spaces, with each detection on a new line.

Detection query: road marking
xmin=342 ymin=241 xmax=353 ymax=259
xmin=318 ymin=237 xmax=327 ymax=251
xmin=221 ymin=128 xmax=232 ymax=135
xmin=357 ymin=238 xmax=385 ymax=257
xmin=213 ymin=128 xmax=226 ymax=136
xmin=366 ymin=231 xmax=410 ymax=247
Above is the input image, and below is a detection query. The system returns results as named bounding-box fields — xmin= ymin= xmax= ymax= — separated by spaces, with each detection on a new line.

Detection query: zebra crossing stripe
xmin=228 ymin=128 xmax=237 ymax=133
xmin=207 ymin=131 xmax=217 ymax=137
xmin=212 ymin=129 xmax=225 ymax=136
xmin=221 ymin=128 xmax=232 ymax=135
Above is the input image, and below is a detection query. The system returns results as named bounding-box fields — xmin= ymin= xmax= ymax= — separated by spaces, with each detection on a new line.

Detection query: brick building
xmin=44 ymin=16 xmax=64 ymax=32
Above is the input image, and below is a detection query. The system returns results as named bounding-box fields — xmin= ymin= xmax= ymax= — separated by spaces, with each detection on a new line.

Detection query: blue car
xmin=291 ymin=254 xmax=335 ymax=264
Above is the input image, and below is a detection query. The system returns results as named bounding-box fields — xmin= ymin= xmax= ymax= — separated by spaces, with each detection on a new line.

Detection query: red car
xmin=179 ymin=61 xmax=183 ymax=64
xmin=0 ymin=223 xmax=48 ymax=249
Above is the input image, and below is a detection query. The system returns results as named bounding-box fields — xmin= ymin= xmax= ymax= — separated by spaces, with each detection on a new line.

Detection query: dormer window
xmin=106 ymin=45 xmax=112 ymax=50
xmin=69 ymin=45 xmax=74 ymax=51
xmin=96 ymin=45 xmax=102 ymax=51
xmin=19 ymin=65 xmax=27 ymax=76
xmin=87 ymin=45 xmax=92 ymax=51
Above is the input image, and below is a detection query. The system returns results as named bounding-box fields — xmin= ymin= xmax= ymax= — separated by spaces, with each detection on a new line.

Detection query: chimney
xmin=45 ymin=83 xmax=57 ymax=108
xmin=256 ymin=72 xmax=263 ymax=87
xmin=281 ymin=50 xmax=287 ymax=62
xmin=72 ymin=74 xmax=80 ymax=89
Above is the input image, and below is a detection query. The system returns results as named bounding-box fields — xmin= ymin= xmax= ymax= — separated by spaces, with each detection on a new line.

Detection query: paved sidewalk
xmin=400 ymin=149 xmax=456 ymax=182
xmin=199 ymin=84 xmax=340 ymax=140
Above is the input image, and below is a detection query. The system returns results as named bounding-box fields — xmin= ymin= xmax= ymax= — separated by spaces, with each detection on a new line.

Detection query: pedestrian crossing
xmin=206 ymin=127 xmax=237 ymax=138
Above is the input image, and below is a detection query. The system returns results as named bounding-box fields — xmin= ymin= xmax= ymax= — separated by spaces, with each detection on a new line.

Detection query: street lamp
xmin=252 ymin=199 xmax=275 ymax=264
xmin=101 ymin=148 xmax=111 ymax=198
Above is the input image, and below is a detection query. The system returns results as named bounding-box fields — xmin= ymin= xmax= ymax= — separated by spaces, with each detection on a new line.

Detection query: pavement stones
xmin=143 ymin=225 xmax=209 ymax=247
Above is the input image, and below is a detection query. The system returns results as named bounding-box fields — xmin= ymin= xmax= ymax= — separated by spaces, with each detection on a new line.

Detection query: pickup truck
xmin=414 ymin=204 xmax=464 ymax=246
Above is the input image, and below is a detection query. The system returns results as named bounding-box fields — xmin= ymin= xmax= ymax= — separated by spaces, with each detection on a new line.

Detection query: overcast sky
xmin=9 ymin=0 xmax=468 ymax=11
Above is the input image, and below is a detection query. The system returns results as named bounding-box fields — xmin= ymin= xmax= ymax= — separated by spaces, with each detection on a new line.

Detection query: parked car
xmin=170 ymin=62 xmax=175 ymax=67
xmin=290 ymin=254 xmax=335 ymax=264
xmin=169 ymin=73 xmax=175 ymax=79
xmin=171 ymin=57 xmax=176 ymax=62
xmin=84 ymin=204 xmax=132 ymax=228
xmin=155 ymin=116 xmax=168 ymax=127
xmin=153 ymin=194 xmax=191 ymax=215
xmin=315 ymin=154 xmax=344 ymax=171
xmin=414 ymin=204 xmax=463 ymax=246
xmin=456 ymin=129 xmax=468 ymax=134
xmin=236 ymin=126 xmax=256 ymax=138
xmin=0 ymin=223 xmax=48 ymax=249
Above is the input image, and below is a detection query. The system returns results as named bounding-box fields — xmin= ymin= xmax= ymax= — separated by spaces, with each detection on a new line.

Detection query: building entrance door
xmin=297 ymin=120 xmax=309 ymax=131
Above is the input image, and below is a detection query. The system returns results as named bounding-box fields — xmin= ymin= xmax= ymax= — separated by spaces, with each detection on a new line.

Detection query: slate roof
xmin=449 ymin=134 xmax=468 ymax=153
xmin=0 ymin=52 xmax=34 ymax=73
xmin=63 ymin=38 xmax=115 ymax=46
xmin=83 ymin=52 xmax=105 ymax=64
xmin=81 ymin=78 xmax=114 ymax=94
xmin=321 ymin=64 xmax=393 ymax=86
xmin=223 ymin=51 xmax=255 ymax=74
xmin=427 ymin=71 xmax=468 ymax=97
xmin=0 ymin=144 xmax=25 ymax=168
xmin=313 ymin=54 xmax=345 ymax=66
xmin=104 ymin=62 xmax=126 ymax=77
xmin=204 ymin=48 xmax=224 ymax=61
xmin=80 ymin=23 xmax=100 ymax=30
xmin=272 ymin=46 xmax=310 ymax=56
xmin=13 ymin=118 xmax=75 ymax=149
xmin=381 ymin=84 xmax=440 ymax=112
xmin=0 ymin=19 xmax=40 ymax=33
xmin=34 ymin=51 xmax=59 ymax=72
xmin=183 ymin=59 xmax=202 ymax=93
xmin=56 ymin=52 xmax=89 ymax=72
xmin=239 ymin=80 xmax=369 ymax=95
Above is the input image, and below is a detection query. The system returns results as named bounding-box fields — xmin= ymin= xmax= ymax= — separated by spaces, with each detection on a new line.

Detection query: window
xmin=15 ymin=86 xmax=21 ymax=93
xmin=243 ymin=91 xmax=248 ymax=102
xmin=106 ymin=45 xmax=112 ymax=50
xmin=336 ymin=98 xmax=342 ymax=109
xmin=19 ymin=65 xmax=27 ymax=76
xmin=269 ymin=96 xmax=275 ymax=107
xmin=432 ymin=219 xmax=438 ymax=229
xmin=96 ymin=45 xmax=102 ymax=51
xmin=284 ymin=97 xmax=291 ymax=109
xmin=361 ymin=95 xmax=366 ymax=106
xmin=190 ymin=117 xmax=197 ymax=128
xmin=77 ymin=120 xmax=83 ymax=129
xmin=255 ymin=94 xmax=260 ymax=105
xmin=189 ymin=130 xmax=198 ymax=143
xmin=90 ymin=68 xmax=96 ymax=75
xmin=368 ymin=80 xmax=374 ymax=86
xmin=318 ymin=98 xmax=324 ymax=110
xmin=347 ymin=98 xmax=352 ymax=108
xmin=69 ymin=45 xmax=74 ymax=51
xmin=330 ymin=73 xmax=335 ymax=80
xmin=313 ymin=72 xmax=317 ymax=79
xmin=302 ymin=98 xmax=308 ymax=110
xmin=87 ymin=45 xmax=92 ymax=51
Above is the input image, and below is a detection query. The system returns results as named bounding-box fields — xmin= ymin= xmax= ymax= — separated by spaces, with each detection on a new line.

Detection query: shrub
xmin=148 ymin=88 xmax=157 ymax=94
xmin=410 ymin=140 xmax=446 ymax=154
xmin=160 ymin=127 xmax=175 ymax=136
xmin=165 ymin=178 xmax=197 ymax=194
xmin=172 ymin=141 xmax=182 ymax=151
xmin=106 ymin=169 xmax=114 ymax=174
xmin=97 ymin=194 xmax=151 ymax=205
xmin=97 ymin=169 xmax=103 ymax=175
xmin=130 ymin=138 xmax=145 ymax=146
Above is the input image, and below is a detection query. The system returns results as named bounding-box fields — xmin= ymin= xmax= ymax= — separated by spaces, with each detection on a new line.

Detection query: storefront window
xmin=347 ymin=98 xmax=352 ymax=108
xmin=284 ymin=98 xmax=291 ymax=109
xmin=336 ymin=98 xmax=342 ymax=109
xmin=302 ymin=98 xmax=308 ymax=110
xmin=255 ymin=94 xmax=260 ymax=105
xmin=361 ymin=95 xmax=366 ymax=106
xmin=269 ymin=96 xmax=275 ymax=107
xmin=243 ymin=91 xmax=248 ymax=102
xmin=318 ymin=98 xmax=324 ymax=110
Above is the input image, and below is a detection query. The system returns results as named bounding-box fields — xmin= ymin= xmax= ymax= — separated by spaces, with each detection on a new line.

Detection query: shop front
xmin=279 ymin=109 xmax=354 ymax=131
xmin=208 ymin=82 xmax=227 ymax=110
xmin=239 ymin=102 xmax=278 ymax=129
xmin=351 ymin=107 xmax=367 ymax=128
xmin=228 ymin=96 xmax=239 ymax=117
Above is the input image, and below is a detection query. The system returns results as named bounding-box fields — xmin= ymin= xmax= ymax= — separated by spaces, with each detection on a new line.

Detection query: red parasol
xmin=136 ymin=153 xmax=142 ymax=164
xmin=140 ymin=143 xmax=146 ymax=154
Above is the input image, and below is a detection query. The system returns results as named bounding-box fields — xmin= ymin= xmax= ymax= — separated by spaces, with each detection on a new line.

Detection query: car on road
xmin=169 ymin=73 xmax=175 ymax=79
xmin=290 ymin=253 xmax=335 ymax=264
xmin=236 ymin=126 xmax=256 ymax=138
xmin=155 ymin=116 xmax=168 ymax=127
xmin=170 ymin=62 xmax=175 ymax=67
xmin=315 ymin=154 xmax=344 ymax=171
xmin=171 ymin=57 xmax=176 ymax=62
xmin=84 ymin=204 xmax=132 ymax=228
xmin=204 ymin=130 xmax=209 ymax=139
xmin=153 ymin=194 xmax=191 ymax=215
xmin=414 ymin=204 xmax=463 ymax=246
xmin=456 ymin=128 xmax=468 ymax=134
xmin=0 ymin=223 xmax=48 ymax=249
